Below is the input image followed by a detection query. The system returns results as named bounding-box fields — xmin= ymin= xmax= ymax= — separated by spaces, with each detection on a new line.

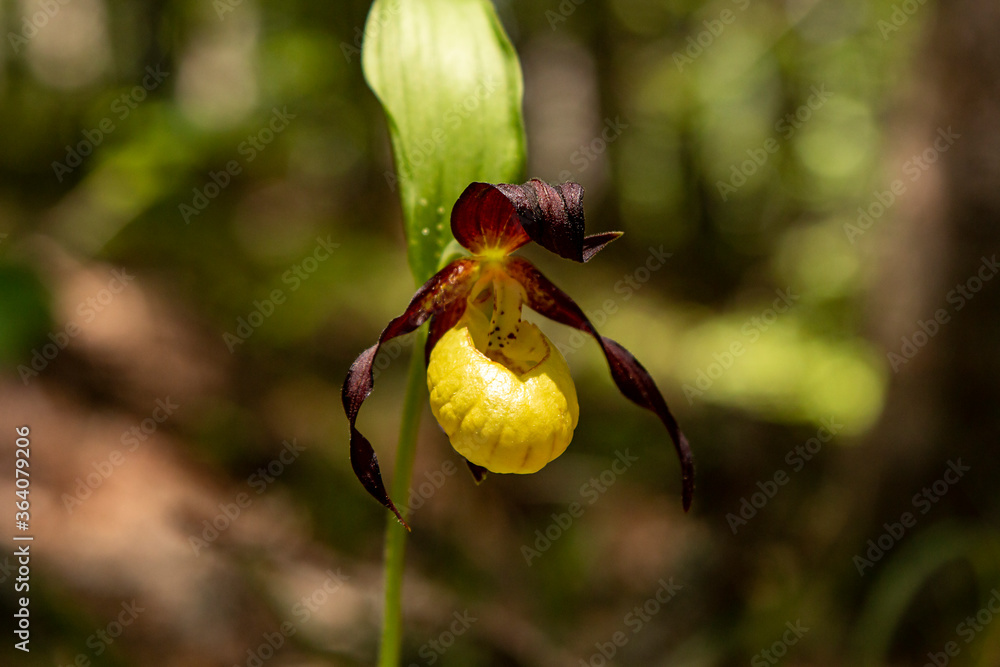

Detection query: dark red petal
xmin=451 ymin=182 xmax=531 ymax=255
xmin=495 ymin=179 xmax=622 ymax=263
xmin=425 ymin=297 xmax=469 ymax=365
xmin=342 ymin=258 xmax=479 ymax=528
xmin=505 ymin=257 xmax=695 ymax=511
xmin=582 ymin=231 xmax=624 ymax=262
xmin=598 ymin=338 xmax=695 ymax=511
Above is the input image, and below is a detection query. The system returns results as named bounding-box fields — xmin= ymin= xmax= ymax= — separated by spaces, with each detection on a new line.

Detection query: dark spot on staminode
xmin=506 ymin=333 xmax=515 ymax=339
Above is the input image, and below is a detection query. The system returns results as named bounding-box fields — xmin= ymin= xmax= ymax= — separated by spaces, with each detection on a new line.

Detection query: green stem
xmin=378 ymin=326 xmax=428 ymax=667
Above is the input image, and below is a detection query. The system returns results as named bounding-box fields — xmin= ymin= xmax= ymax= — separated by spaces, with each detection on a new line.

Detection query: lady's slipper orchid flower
xmin=343 ymin=179 xmax=694 ymax=529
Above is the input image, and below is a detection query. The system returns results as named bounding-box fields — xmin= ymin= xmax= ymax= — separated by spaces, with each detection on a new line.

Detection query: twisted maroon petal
xmin=505 ymin=256 xmax=695 ymax=511
xmin=342 ymin=258 xmax=479 ymax=528
xmin=451 ymin=180 xmax=622 ymax=261
xmin=495 ymin=179 xmax=622 ymax=262
xmin=425 ymin=296 xmax=469 ymax=365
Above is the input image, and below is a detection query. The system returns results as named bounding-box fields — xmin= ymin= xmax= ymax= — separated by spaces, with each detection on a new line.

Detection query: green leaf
xmin=362 ymin=0 xmax=526 ymax=285
xmin=849 ymin=524 xmax=1000 ymax=666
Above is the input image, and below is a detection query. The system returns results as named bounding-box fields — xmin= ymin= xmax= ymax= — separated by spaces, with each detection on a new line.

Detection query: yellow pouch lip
xmin=427 ymin=308 xmax=579 ymax=474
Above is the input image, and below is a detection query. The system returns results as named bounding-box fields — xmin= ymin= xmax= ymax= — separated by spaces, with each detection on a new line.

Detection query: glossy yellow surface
xmin=427 ymin=307 xmax=579 ymax=474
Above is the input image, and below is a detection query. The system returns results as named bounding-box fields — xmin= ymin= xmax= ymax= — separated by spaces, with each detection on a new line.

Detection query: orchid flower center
xmin=478 ymin=269 xmax=548 ymax=375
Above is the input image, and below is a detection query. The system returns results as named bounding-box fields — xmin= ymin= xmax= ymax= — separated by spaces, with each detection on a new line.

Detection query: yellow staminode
xmin=427 ymin=307 xmax=579 ymax=474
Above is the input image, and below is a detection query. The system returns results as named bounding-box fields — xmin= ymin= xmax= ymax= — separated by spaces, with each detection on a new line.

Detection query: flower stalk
xmin=378 ymin=326 xmax=427 ymax=667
